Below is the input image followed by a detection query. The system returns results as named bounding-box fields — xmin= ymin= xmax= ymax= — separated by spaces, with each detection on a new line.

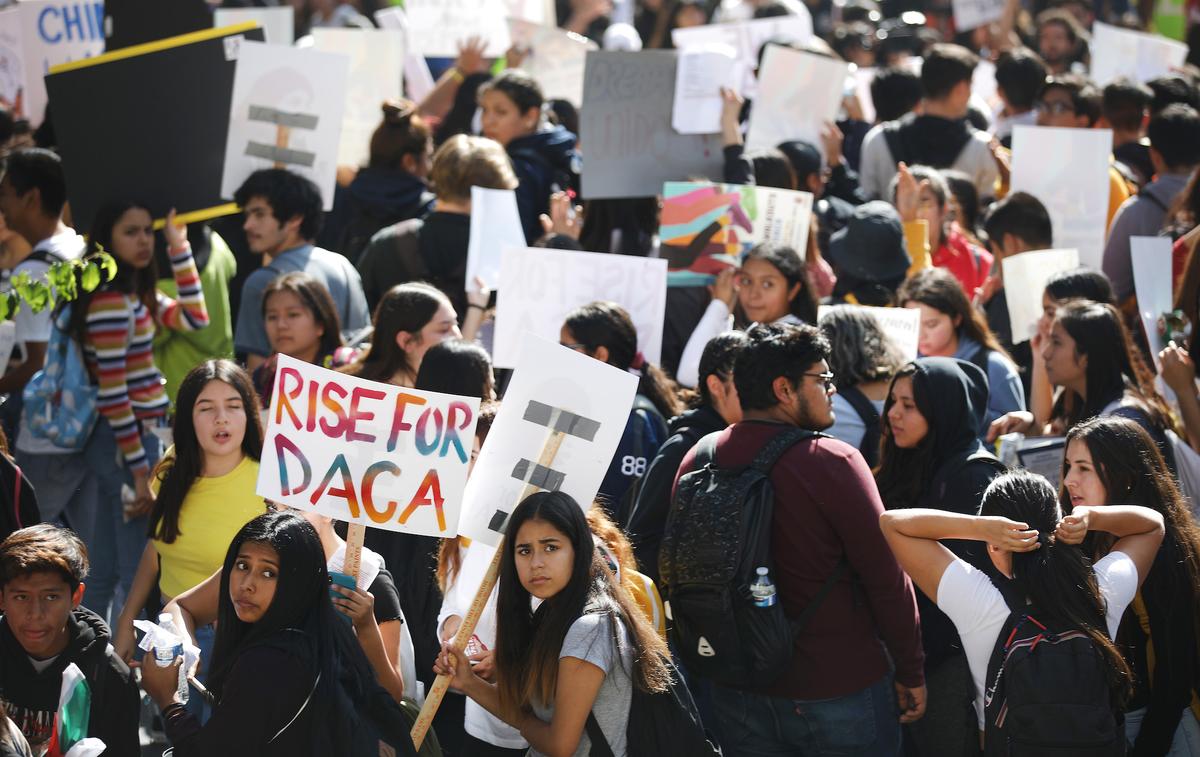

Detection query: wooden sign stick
xmin=410 ymin=426 xmax=568 ymax=748
xmin=343 ymin=522 xmax=366 ymax=583
xmin=273 ymin=124 xmax=291 ymax=169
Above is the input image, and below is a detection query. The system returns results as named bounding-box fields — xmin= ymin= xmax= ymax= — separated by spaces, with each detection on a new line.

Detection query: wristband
xmin=467 ymin=303 xmax=485 ymax=311
xmin=449 ymin=67 xmax=464 ymax=84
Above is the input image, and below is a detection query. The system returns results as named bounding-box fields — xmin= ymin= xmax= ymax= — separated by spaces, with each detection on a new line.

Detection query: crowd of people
xmin=0 ymin=0 xmax=1198 ymax=755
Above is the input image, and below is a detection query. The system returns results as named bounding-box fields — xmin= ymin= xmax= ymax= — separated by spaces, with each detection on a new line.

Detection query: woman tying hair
xmin=875 ymin=358 xmax=1007 ymax=755
xmin=898 ymin=267 xmax=1024 ymax=429
xmin=142 ymin=512 xmax=416 ymax=755
xmin=881 ymin=470 xmax=1164 ymax=753
xmin=676 ymin=243 xmax=819 ymax=388
xmin=434 ymin=491 xmax=672 ymax=757
xmin=560 ymin=302 xmax=682 ymax=518
xmin=1062 ymin=417 xmax=1200 ymax=754
xmin=478 ymin=70 xmax=580 ymax=243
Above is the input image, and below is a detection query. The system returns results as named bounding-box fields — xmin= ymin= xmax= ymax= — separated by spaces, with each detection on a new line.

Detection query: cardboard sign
xmin=1131 ymin=235 xmax=1174 ymax=367
xmin=403 ymin=0 xmax=510 ymax=58
xmin=0 ymin=0 xmax=104 ymax=127
xmin=466 ymin=187 xmax=525 ymax=290
xmin=820 ymin=304 xmax=920 ymax=362
xmin=1000 ymin=247 xmax=1080 ymax=345
xmin=671 ymin=14 xmax=812 ymax=94
xmin=672 ymin=44 xmax=739 ymax=134
xmin=214 ymin=7 xmax=293 ymax=45
xmin=311 ymin=28 xmax=405 ymax=168
xmin=257 ymin=354 xmax=480 ymax=536
xmin=952 ymin=0 xmax=1005 ymax=31
xmin=221 ymin=40 xmax=350 ymax=212
xmin=745 ymin=45 xmax=849 ymax=154
xmin=580 ymin=50 xmax=723 ymax=199
xmin=494 ymin=246 xmax=668 ymax=369
xmin=660 ymin=181 xmax=813 ymax=286
xmin=1090 ymin=22 xmax=1188 ymax=85
xmin=1010 ymin=126 xmax=1111 ymax=271
xmin=46 ymin=24 xmax=264 ymax=234
xmin=509 ymin=18 xmax=596 ymax=107
xmin=458 ymin=336 xmax=637 ymax=547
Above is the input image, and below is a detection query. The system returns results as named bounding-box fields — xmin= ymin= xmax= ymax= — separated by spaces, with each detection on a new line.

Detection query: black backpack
xmin=982 ymin=576 xmax=1125 ymax=756
xmin=584 ymin=655 xmax=720 ymax=757
xmin=659 ymin=427 xmax=848 ymax=689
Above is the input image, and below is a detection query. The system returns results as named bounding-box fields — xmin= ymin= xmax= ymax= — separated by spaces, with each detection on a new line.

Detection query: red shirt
xmin=675 ymin=420 xmax=925 ymax=700
xmin=933 ymin=228 xmax=993 ymax=298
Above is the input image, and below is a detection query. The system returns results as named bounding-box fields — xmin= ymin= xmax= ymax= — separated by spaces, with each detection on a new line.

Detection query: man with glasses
xmin=672 ymin=322 xmax=926 ymax=756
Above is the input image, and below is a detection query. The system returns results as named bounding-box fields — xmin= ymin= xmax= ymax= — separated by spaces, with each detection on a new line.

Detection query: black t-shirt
xmin=368 ymin=568 xmax=404 ymax=626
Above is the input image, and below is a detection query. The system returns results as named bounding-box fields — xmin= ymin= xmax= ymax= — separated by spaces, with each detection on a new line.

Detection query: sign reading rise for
xmin=257 ymin=354 xmax=480 ymax=536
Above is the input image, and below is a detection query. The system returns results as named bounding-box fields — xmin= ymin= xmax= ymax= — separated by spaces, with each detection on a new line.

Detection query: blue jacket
xmin=507 ymin=126 xmax=580 ymax=243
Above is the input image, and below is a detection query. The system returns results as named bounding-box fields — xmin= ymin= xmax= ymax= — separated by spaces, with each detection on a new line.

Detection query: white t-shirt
xmin=936 ymin=550 xmax=1139 ymax=727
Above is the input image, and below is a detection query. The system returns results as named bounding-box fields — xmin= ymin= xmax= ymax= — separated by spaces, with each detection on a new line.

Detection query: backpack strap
xmin=585 ymin=712 xmax=615 ymax=757
xmin=749 ymin=426 xmax=820 ymax=474
xmin=269 ymin=671 xmax=320 ymax=744
xmin=1141 ymin=189 xmax=1169 ymax=213
xmin=882 ymin=120 xmax=909 ymax=169
xmin=788 ymin=555 xmax=849 ymax=641
xmin=11 ymin=463 xmax=21 ymax=531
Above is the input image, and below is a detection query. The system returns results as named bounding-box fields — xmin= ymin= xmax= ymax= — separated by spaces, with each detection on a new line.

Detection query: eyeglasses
xmin=802 ymin=371 xmax=836 ymax=390
xmin=1035 ymin=100 xmax=1074 ymax=116
xmin=560 ymin=342 xmax=586 ymax=352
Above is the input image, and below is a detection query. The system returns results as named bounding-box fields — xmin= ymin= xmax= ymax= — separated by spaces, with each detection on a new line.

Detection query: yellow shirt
xmin=153 ymin=456 xmax=268 ymax=598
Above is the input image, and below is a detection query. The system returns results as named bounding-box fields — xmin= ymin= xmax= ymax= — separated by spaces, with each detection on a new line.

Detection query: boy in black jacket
xmin=0 ymin=525 xmax=139 ymax=756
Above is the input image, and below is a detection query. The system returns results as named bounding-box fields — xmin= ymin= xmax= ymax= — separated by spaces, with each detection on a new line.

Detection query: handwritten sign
xmin=1010 ymin=126 xmax=1111 ymax=270
xmin=580 ymin=50 xmax=722 ymax=199
xmin=458 ymin=336 xmax=637 ymax=547
xmin=1090 ymin=22 xmax=1188 ymax=85
xmin=745 ymin=45 xmax=849 ymax=155
xmin=0 ymin=0 xmax=104 ymax=127
xmin=1000 ymin=248 xmax=1080 ymax=344
xmin=660 ymin=181 xmax=812 ymax=286
xmin=403 ymin=0 xmax=510 ymax=58
xmin=257 ymin=354 xmax=480 ymax=536
xmin=494 ymin=246 xmax=668 ymax=369
xmin=671 ymin=14 xmax=812 ymax=94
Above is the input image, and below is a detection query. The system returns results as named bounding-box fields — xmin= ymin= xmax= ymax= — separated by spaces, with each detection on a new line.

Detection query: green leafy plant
xmin=0 ymin=249 xmax=118 ymax=321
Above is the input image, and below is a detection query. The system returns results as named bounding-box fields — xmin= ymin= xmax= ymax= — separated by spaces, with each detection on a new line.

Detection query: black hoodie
xmin=320 ymin=167 xmax=434 ymax=265
xmin=506 ymin=125 xmax=581 ymax=244
xmin=0 ymin=607 xmax=139 ymax=756
xmin=625 ymin=405 xmax=728 ymax=585
xmin=882 ymin=113 xmax=977 ymax=170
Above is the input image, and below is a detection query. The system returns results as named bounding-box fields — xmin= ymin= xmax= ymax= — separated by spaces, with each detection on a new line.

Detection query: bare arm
xmin=1055 ymin=505 xmax=1165 ymax=588
xmin=114 ymin=543 xmax=161 ymax=662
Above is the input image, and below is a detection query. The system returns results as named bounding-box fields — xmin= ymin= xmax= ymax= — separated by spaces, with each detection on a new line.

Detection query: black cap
xmin=827 ymin=201 xmax=909 ymax=283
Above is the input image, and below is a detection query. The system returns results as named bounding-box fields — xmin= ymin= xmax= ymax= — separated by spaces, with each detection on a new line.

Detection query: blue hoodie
xmin=320 ymin=167 xmax=434 ymax=263
xmin=507 ymin=125 xmax=581 ymax=243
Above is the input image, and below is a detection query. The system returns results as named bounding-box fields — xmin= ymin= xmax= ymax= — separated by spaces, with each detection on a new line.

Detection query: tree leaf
xmin=81 ymin=262 xmax=101 ymax=293
xmin=99 ymin=253 xmax=118 ymax=283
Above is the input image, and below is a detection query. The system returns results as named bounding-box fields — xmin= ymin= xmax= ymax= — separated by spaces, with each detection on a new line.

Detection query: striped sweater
xmin=84 ymin=244 xmax=209 ymax=473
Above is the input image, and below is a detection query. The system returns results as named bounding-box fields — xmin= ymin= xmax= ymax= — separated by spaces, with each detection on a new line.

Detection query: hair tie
xmin=629 ymin=351 xmax=646 ymax=372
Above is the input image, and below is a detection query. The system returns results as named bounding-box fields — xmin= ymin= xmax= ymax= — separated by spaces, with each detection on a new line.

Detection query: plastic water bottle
xmin=750 ymin=567 xmax=777 ymax=608
xmin=155 ymin=613 xmax=189 ymax=704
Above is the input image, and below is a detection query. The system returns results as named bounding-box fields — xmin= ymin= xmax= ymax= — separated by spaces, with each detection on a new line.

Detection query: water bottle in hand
xmin=750 ymin=567 xmax=777 ymax=608
xmin=155 ymin=613 xmax=189 ymax=704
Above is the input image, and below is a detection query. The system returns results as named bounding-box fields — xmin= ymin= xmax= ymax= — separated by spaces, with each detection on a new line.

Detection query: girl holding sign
xmin=344 ymin=283 xmax=466 ymax=388
xmin=142 ymin=511 xmax=416 ymax=756
xmin=434 ymin=491 xmax=672 ymax=757
xmin=113 ymin=360 xmax=266 ymax=675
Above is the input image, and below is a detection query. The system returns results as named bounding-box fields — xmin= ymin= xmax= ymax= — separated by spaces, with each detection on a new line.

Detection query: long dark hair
xmin=1053 ymin=300 xmax=1172 ymax=431
xmin=1063 ymin=417 xmax=1200 ymax=663
xmin=70 ymin=200 xmax=159 ymax=347
xmin=344 ymin=282 xmax=448 ymax=385
xmin=414 ymin=339 xmax=493 ymax=399
xmin=897 ymin=267 xmax=1011 ymax=360
xmin=737 ymin=243 xmax=818 ymax=327
xmin=207 ymin=512 xmax=409 ymax=750
xmin=563 ymin=301 xmax=682 ymax=420
xmin=818 ymin=304 xmax=906 ymax=390
xmin=980 ymin=471 xmax=1133 ymax=706
xmin=262 ymin=272 xmax=344 ymax=360
xmin=875 ymin=363 xmax=937 ymax=505
xmin=149 ymin=361 xmax=263 ymax=543
xmin=494 ymin=492 xmax=669 ymax=715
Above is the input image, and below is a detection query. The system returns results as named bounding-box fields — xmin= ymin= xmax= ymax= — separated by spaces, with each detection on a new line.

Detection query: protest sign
xmin=508 ymin=18 xmax=596 ymax=107
xmin=819 ymin=304 xmax=920 ymax=362
xmin=0 ymin=0 xmax=104 ymax=127
xmin=1000 ymin=248 xmax=1080 ymax=345
xmin=257 ymin=353 xmax=480 ymax=536
xmin=580 ymin=50 xmax=722 ymax=199
xmin=221 ymin=40 xmax=349 ymax=212
xmin=1090 ymin=22 xmax=1188 ymax=85
xmin=671 ymin=14 xmax=812 ymax=94
xmin=466 ymin=187 xmax=526 ymax=291
xmin=46 ymin=23 xmax=264 ymax=233
xmin=493 ymin=246 xmax=668 ymax=369
xmin=745 ymin=45 xmax=848 ymax=154
xmin=660 ymin=181 xmax=812 ymax=286
xmin=672 ymin=44 xmax=738 ymax=134
xmin=312 ymin=28 xmax=405 ymax=168
xmin=1131 ymin=236 xmax=1175 ymax=367
xmin=505 ymin=0 xmax=555 ymax=24
xmin=403 ymin=0 xmax=510 ymax=58
xmin=1010 ymin=126 xmax=1111 ymax=270
xmin=952 ymin=0 xmax=1005 ymax=31
xmin=214 ymin=7 xmax=293 ymax=45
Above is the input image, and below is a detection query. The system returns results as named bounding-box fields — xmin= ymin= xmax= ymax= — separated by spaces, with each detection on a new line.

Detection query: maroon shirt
xmin=675 ymin=420 xmax=925 ymax=700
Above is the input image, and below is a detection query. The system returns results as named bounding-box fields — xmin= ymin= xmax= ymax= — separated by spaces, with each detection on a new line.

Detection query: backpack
xmin=21 ymin=306 xmax=98 ymax=450
xmin=659 ymin=427 xmax=849 ymax=689
xmin=584 ymin=655 xmax=719 ymax=757
xmin=838 ymin=385 xmax=881 ymax=468
xmin=982 ymin=576 xmax=1124 ymax=756
xmin=613 ymin=395 xmax=669 ymax=527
